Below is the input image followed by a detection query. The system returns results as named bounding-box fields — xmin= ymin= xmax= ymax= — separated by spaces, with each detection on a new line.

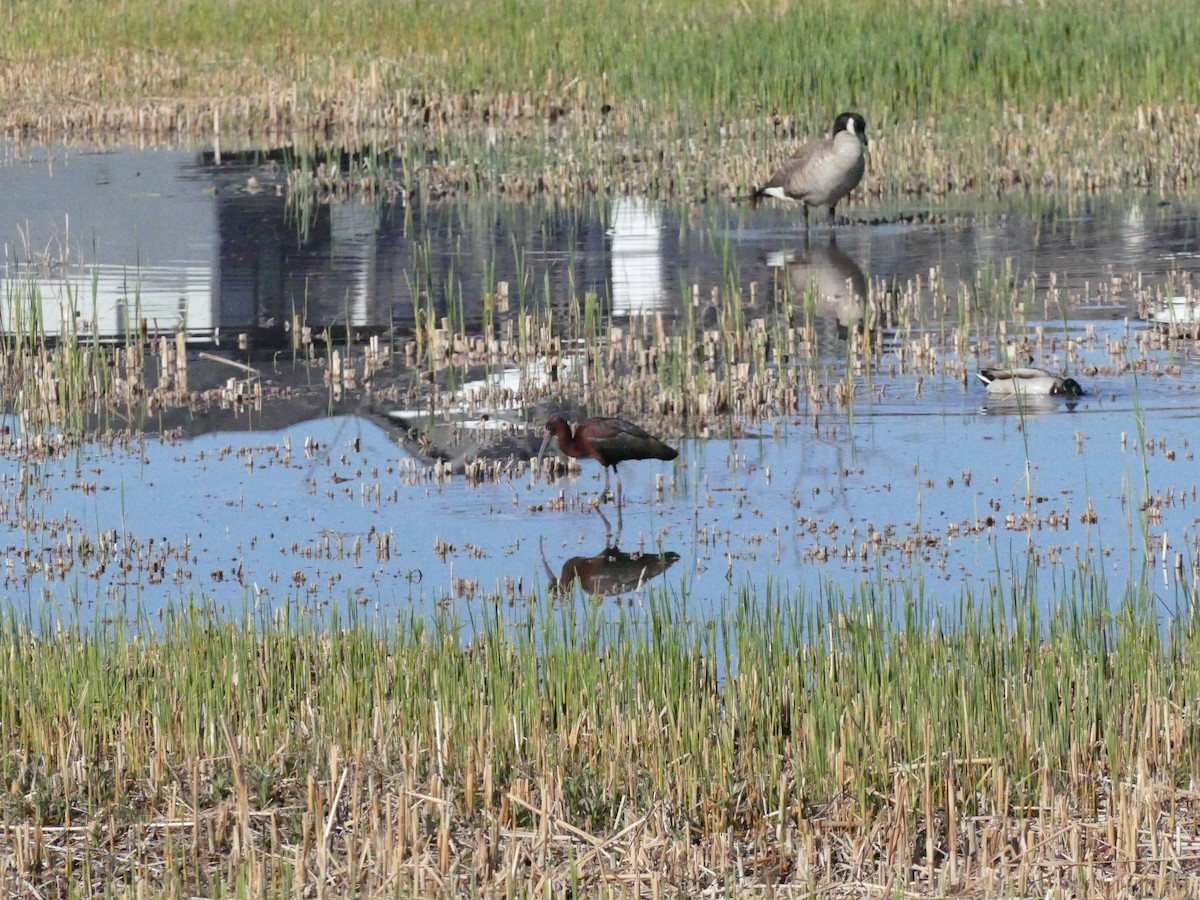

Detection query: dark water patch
xmin=4 ymin=145 xmax=1200 ymax=347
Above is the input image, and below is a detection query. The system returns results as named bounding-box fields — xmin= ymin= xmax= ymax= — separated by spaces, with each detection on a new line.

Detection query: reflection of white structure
xmin=1122 ymin=202 xmax=1147 ymax=257
xmin=2 ymin=263 xmax=213 ymax=341
xmin=387 ymin=357 xmax=579 ymax=430
xmin=0 ymin=147 xmax=217 ymax=341
xmin=1148 ymin=296 xmax=1200 ymax=330
xmin=327 ymin=201 xmax=379 ymax=326
xmin=609 ymin=197 xmax=667 ymax=315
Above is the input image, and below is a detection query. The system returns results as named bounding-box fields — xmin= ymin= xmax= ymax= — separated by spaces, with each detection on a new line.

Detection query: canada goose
xmin=756 ymin=112 xmax=868 ymax=227
xmin=976 ymin=367 xmax=1085 ymax=398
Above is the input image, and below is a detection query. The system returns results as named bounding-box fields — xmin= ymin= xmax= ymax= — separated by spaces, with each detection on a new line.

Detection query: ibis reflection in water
xmin=541 ymin=507 xmax=680 ymax=597
xmin=537 ymin=415 xmax=678 ymax=504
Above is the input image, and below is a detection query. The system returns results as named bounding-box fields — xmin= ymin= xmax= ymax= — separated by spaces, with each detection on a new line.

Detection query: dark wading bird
xmin=754 ymin=112 xmax=868 ymax=228
xmin=538 ymin=416 xmax=678 ymax=503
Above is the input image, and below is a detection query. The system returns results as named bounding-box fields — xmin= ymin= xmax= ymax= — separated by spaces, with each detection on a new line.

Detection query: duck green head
xmin=1056 ymin=377 xmax=1085 ymax=397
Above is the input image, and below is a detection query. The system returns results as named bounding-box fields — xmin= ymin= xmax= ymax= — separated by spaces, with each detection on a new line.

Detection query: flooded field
xmin=12 ymin=4 xmax=1200 ymax=893
xmin=13 ymin=3 xmax=1200 ymax=893
xmin=4 ymin=144 xmax=1200 ymax=626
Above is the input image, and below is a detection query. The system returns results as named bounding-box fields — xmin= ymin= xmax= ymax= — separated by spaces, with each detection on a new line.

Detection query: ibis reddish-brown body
xmin=538 ymin=416 xmax=678 ymax=502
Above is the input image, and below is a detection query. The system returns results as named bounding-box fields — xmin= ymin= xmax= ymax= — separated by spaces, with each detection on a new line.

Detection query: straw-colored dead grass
xmin=3 ymin=604 xmax=1200 ymax=898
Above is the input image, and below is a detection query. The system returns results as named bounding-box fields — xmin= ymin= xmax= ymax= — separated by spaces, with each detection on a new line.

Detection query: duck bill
xmin=536 ymin=430 xmax=554 ymax=482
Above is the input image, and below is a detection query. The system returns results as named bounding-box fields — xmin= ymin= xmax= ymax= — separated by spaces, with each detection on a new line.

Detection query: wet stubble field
xmin=6 ymin=141 xmax=1200 ymax=897
xmin=11 ymin=1 xmax=1200 ymax=894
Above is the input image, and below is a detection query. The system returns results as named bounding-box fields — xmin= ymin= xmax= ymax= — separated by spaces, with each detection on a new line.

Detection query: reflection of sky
xmin=3 ymin=147 xmax=1200 ymax=629
xmin=4 ymin=371 xmax=1200 ymax=629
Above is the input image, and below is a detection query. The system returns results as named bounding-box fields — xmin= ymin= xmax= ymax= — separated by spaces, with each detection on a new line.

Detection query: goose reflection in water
xmin=766 ymin=234 xmax=868 ymax=339
xmin=540 ymin=507 xmax=680 ymax=598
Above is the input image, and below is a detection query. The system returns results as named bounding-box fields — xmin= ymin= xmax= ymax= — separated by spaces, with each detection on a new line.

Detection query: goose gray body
xmin=757 ymin=112 xmax=867 ymax=227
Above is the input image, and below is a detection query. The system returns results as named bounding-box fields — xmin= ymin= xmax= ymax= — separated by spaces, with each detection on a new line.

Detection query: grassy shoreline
xmin=3 ymin=576 xmax=1200 ymax=896
xmin=3 ymin=1 xmax=1200 ymax=201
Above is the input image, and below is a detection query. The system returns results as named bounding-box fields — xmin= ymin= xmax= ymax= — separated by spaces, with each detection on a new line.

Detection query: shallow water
xmin=3 ymin=144 xmax=1200 ymax=626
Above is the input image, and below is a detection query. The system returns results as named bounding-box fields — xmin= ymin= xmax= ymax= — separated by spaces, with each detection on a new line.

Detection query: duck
xmin=976 ymin=367 xmax=1085 ymax=397
xmin=755 ymin=112 xmax=868 ymax=227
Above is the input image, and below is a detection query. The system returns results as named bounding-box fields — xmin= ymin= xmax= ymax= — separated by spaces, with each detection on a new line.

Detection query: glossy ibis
xmin=537 ymin=415 xmax=678 ymax=503
xmin=976 ymin=367 xmax=1085 ymax=398
xmin=755 ymin=112 xmax=868 ymax=228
